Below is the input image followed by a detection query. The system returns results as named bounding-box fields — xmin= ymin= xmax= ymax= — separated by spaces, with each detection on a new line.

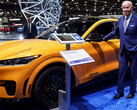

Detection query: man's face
xmin=122 ymin=2 xmax=133 ymax=16
xmin=28 ymin=18 xmax=31 ymax=23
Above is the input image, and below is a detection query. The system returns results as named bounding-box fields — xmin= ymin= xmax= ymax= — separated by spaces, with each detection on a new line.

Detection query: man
xmin=23 ymin=17 xmax=37 ymax=39
xmin=103 ymin=1 xmax=137 ymax=99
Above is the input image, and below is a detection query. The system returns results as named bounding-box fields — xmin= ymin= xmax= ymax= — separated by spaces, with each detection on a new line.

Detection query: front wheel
xmin=33 ymin=66 xmax=66 ymax=108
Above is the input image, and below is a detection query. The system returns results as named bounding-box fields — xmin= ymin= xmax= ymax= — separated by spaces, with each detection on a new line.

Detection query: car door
xmin=83 ymin=21 xmax=120 ymax=83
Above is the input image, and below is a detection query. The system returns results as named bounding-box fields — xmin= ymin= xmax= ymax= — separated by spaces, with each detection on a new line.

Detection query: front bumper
xmin=0 ymin=64 xmax=33 ymax=99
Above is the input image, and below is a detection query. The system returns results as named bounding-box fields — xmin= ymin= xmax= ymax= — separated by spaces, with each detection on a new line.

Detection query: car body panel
xmin=83 ymin=39 xmax=119 ymax=82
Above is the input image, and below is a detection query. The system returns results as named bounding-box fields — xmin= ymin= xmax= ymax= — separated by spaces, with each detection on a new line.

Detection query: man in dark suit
xmin=23 ymin=17 xmax=37 ymax=39
xmin=103 ymin=1 xmax=137 ymax=99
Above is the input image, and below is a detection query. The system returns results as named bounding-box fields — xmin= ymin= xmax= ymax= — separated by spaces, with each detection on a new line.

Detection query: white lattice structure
xmin=18 ymin=0 xmax=62 ymax=33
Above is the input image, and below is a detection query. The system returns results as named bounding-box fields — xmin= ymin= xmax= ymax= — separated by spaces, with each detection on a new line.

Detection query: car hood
xmin=0 ymin=39 xmax=66 ymax=60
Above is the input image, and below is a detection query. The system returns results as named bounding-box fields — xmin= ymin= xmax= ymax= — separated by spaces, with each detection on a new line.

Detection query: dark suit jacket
xmin=23 ymin=23 xmax=37 ymax=39
xmin=104 ymin=14 xmax=137 ymax=54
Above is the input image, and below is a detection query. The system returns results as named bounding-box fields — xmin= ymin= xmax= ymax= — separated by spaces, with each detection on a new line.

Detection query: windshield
xmin=37 ymin=19 xmax=97 ymax=40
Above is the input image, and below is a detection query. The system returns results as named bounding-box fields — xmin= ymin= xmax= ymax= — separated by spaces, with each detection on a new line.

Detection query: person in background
xmin=23 ymin=17 xmax=37 ymax=39
xmin=103 ymin=1 xmax=137 ymax=99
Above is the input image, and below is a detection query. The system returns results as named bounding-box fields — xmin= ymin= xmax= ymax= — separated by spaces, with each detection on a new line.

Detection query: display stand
xmin=52 ymin=33 xmax=94 ymax=110
xmin=58 ymin=44 xmax=71 ymax=110
xmin=66 ymin=44 xmax=71 ymax=110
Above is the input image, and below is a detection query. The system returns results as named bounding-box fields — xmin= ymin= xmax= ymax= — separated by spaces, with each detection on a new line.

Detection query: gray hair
xmin=122 ymin=1 xmax=133 ymax=7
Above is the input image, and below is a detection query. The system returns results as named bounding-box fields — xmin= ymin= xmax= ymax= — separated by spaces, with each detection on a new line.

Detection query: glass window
xmin=86 ymin=21 xmax=118 ymax=42
xmin=38 ymin=19 xmax=97 ymax=40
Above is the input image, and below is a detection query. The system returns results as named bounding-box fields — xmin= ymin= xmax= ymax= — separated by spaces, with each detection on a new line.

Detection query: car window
xmin=75 ymin=21 xmax=93 ymax=36
xmin=37 ymin=19 xmax=97 ymax=40
xmin=86 ymin=21 xmax=118 ymax=42
xmin=50 ymin=21 xmax=93 ymax=37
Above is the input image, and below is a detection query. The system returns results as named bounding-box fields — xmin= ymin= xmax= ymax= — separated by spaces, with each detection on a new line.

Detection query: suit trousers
xmin=117 ymin=48 xmax=137 ymax=93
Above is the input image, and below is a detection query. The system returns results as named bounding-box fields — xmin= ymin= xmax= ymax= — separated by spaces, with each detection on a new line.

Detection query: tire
xmin=33 ymin=66 xmax=67 ymax=109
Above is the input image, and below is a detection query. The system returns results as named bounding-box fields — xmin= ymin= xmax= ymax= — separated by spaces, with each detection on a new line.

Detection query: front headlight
xmin=0 ymin=55 xmax=41 ymax=66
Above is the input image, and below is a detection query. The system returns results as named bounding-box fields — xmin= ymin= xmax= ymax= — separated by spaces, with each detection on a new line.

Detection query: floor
xmin=71 ymin=77 xmax=137 ymax=110
xmin=0 ymin=33 xmax=137 ymax=110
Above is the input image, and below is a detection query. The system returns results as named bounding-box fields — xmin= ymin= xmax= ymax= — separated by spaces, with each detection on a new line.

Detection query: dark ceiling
xmin=62 ymin=0 xmax=137 ymax=19
xmin=0 ymin=0 xmax=137 ymax=22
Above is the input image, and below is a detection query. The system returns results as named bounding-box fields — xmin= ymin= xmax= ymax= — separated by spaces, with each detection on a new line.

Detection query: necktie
xmin=123 ymin=16 xmax=128 ymax=33
xmin=28 ymin=23 xmax=31 ymax=33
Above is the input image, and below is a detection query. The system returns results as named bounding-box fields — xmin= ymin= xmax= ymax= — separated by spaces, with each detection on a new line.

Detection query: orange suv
xmin=0 ymin=18 xmax=119 ymax=108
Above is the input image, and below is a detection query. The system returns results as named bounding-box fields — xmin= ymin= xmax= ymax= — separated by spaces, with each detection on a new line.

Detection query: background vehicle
xmin=0 ymin=17 xmax=119 ymax=109
xmin=17 ymin=27 xmax=23 ymax=33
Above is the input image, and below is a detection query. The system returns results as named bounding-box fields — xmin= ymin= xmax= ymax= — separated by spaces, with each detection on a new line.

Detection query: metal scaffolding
xmin=18 ymin=0 xmax=62 ymax=34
